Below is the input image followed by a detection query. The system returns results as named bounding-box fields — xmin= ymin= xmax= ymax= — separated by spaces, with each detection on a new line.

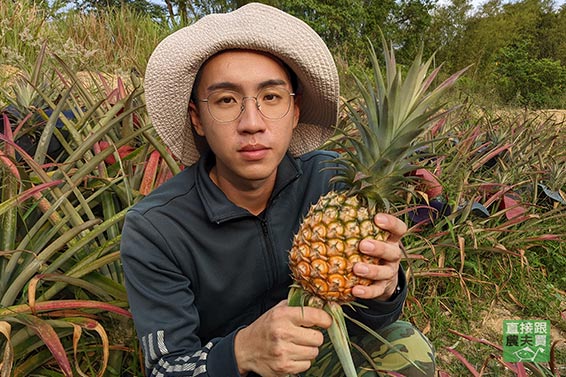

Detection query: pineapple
xmin=288 ymin=39 xmax=468 ymax=376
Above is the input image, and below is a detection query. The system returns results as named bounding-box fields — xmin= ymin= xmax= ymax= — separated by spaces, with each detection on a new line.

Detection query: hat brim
xmin=144 ymin=3 xmax=339 ymax=166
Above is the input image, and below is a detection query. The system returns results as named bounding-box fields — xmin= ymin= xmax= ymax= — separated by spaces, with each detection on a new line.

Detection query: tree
xmin=162 ymin=0 xmax=279 ymax=27
xmin=426 ymin=0 xmax=473 ymax=70
xmin=72 ymin=0 xmax=165 ymax=19
xmin=390 ymin=0 xmax=437 ymax=60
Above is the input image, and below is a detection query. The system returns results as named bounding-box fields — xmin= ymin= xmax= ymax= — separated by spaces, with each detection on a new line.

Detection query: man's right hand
xmin=234 ymin=300 xmax=332 ymax=377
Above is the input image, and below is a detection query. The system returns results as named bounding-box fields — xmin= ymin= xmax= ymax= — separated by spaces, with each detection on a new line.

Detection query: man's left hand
xmin=352 ymin=213 xmax=406 ymax=301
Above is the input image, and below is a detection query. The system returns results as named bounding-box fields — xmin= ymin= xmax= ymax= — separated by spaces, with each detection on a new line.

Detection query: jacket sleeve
xmin=343 ymin=267 xmax=407 ymax=335
xmin=120 ymin=210 xmax=241 ymax=377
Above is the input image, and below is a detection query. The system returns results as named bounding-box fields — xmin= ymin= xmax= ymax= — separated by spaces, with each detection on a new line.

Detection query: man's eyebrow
xmin=257 ymin=79 xmax=288 ymax=89
xmin=205 ymin=79 xmax=290 ymax=93
xmin=205 ymin=82 xmax=240 ymax=92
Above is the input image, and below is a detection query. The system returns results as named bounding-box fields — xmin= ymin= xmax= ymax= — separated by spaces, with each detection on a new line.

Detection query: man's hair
xmin=190 ymin=50 xmax=299 ymax=103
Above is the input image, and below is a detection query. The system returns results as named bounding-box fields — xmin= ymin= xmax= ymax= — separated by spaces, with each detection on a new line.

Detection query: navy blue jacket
xmin=120 ymin=150 xmax=407 ymax=376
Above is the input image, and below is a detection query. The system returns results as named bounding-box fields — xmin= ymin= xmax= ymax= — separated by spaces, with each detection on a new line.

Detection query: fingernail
xmin=356 ymin=264 xmax=369 ymax=275
xmin=353 ymin=286 xmax=365 ymax=295
xmin=360 ymin=239 xmax=375 ymax=253
xmin=374 ymin=213 xmax=388 ymax=226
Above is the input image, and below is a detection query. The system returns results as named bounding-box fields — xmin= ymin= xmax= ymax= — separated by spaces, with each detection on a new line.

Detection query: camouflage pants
xmin=304 ymin=321 xmax=435 ymax=377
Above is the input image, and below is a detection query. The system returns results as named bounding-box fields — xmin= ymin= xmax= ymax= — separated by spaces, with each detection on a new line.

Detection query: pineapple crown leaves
xmin=329 ymin=37 xmax=469 ymax=212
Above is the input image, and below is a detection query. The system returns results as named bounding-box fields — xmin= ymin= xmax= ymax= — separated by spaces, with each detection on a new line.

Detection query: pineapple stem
xmin=288 ymin=288 xmax=357 ymax=376
xmin=287 ymin=285 xmax=304 ymax=307
xmin=325 ymin=302 xmax=358 ymax=377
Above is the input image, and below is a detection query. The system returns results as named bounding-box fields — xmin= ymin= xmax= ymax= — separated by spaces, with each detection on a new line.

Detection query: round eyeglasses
xmin=198 ymin=87 xmax=295 ymax=123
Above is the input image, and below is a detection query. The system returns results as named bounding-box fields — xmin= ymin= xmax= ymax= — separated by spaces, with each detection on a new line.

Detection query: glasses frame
xmin=198 ymin=87 xmax=296 ymax=123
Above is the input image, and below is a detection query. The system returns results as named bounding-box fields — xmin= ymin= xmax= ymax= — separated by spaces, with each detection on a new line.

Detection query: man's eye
xmin=262 ymin=92 xmax=282 ymax=102
xmin=214 ymin=95 xmax=238 ymax=105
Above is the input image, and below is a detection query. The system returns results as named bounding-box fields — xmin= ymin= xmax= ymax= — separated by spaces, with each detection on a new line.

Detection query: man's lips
xmin=239 ymin=144 xmax=270 ymax=160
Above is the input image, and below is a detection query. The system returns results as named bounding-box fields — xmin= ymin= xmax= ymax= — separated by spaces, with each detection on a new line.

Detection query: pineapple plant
xmin=287 ymin=39 xmax=469 ymax=376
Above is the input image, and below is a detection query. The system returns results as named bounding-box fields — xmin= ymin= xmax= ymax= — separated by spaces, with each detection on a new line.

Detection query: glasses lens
xmin=206 ymin=91 xmax=243 ymax=122
xmin=257 ymin=87 xmax=292 ymax=119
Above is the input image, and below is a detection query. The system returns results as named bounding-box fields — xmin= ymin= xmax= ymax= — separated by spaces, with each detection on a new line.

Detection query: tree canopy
xmin=36 ymin=0 xmax=566 ymax=108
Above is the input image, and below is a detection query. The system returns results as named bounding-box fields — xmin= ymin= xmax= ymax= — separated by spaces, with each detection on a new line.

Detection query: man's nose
xmin=237 ymin=97 xmax=265 ymax=132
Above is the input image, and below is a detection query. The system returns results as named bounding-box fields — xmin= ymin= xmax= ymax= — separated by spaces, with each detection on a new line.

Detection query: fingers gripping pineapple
xmin=288 ymin=39 xmax=468 ymax=376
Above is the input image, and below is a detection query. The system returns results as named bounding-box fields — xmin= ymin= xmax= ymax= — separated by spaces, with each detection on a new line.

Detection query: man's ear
xmin=292 ymin=93 xmax=301 ymax=130
xmin=189 ymin=101 xmax=205 ymax=136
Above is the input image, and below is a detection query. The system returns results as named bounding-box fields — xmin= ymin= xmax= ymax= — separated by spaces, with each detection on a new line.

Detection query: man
xmin=120 ymin=3 xmax=434 ymax=376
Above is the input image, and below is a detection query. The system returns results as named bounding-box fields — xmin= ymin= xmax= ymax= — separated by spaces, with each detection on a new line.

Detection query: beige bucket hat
xmin=144 ymin=2 xmax=339 ymax=166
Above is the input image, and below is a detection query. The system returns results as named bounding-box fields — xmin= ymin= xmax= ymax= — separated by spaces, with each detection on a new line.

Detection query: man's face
xmin=189 ymin=50 xmax=300 ymax=187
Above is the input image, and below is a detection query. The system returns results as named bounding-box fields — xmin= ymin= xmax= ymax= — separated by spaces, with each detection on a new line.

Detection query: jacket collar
xmin=195 ymin=151 xmax=302 ymax=223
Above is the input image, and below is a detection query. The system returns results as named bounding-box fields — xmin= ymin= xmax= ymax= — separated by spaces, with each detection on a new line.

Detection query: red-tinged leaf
xmin=1 ymin=114 xmax=12 ymax=138
xmin=30 ymin=191 xmax=63 ymax=223
xmin=0 ymin=133 xmax=49 ymax=181
xmin=523 ymin=234 xmax=561 ymax=242
xmin=484 ymin=186 xmax=514 ymax=207
xmin=117 ymin=145 xmax=135 ymax=159
xmin=448 ymin=329 xmax=503 ymax=351
xmin=139 ymin=150 xmax=161 ymax=195
xmin=97 ymin=140 xmax=115 ymax=164
xmin=496 ymin=214 xmax=538 ymax=229
xmin=117 ymin=77 xmax=126 ymax=101
xmin=92 ymin=141 xmax=105 ymax=176
xmin=12 ymin=113 xmax=33 ymax=138
xmin=16 ymin=180 xmax=63 ymax=204
xmin=97 ymin=140 xmax=136 ymax=165
xmin=0 ymin=150 xmax=20 ymax=180
xmin=443 ymin=347 xmax=480 ymax=376
xmin=438 ymin=371 xmax=451 ymax=377
xmin=478 ymin=183 xmax=505 ymax=194
xmin=98 ymin=140 xmax=110 ymax=150
xmin=472 ymin=143 xmax=513 ymax=171
xmin=14 ymin=314 xmax=72 ymax=377
xmin=97 ymin=71 xmax=113 ymax=97
xmin=39 ymin=310 xmax=100 ymax=319
xmin=412 ymin=168 xmax=443 ymax=197
xmin=0 ymin=321 xmax=13 ymax=377
xmin=501 ymin=194 xmax=527 ymax=220
xmin=429 ymin=117 xmax=447 ymax=137
xmin=515 ymin=362 xmax=528 ymax=377
xmin=458 ymin=126 xmax=482 ymax=152
xmin=154 ymin=158 xmax=173 ymax=190
xmin=106 ymin=77 xmax=127 ymax=104
xmin=0 ymin=300 xmax=131 ymax=318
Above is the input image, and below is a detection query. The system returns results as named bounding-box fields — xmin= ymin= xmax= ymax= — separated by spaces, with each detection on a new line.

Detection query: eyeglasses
xmin=198 ymin=87 xmax=295 ymax=123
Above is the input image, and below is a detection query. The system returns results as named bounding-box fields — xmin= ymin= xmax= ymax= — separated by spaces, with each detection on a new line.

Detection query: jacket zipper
xmin=259 ymin=217 xmax=278 ymax=296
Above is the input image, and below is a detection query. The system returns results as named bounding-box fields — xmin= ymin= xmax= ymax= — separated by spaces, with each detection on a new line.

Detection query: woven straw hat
xmin=144 ymin=2 xmax=339 ymax=166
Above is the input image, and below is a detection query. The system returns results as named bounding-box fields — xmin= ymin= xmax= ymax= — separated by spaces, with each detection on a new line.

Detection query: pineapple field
xmin=1 ymin=1 xmax=565 ymax=376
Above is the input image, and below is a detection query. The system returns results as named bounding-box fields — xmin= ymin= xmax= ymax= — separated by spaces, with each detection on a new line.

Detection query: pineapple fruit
xmin=289 ymin=193 xmax=384 ymax=303
xmin=287 ymin=39 xmax=468 ymax=376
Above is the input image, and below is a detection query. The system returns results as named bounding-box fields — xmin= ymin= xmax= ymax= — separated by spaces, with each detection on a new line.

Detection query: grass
xmin=0 ymin=2 xmax=168 ymax=85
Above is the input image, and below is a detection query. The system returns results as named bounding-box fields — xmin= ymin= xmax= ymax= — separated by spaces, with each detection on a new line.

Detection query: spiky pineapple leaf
xmin=330 ymin=37 xmax=469 ymax=212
